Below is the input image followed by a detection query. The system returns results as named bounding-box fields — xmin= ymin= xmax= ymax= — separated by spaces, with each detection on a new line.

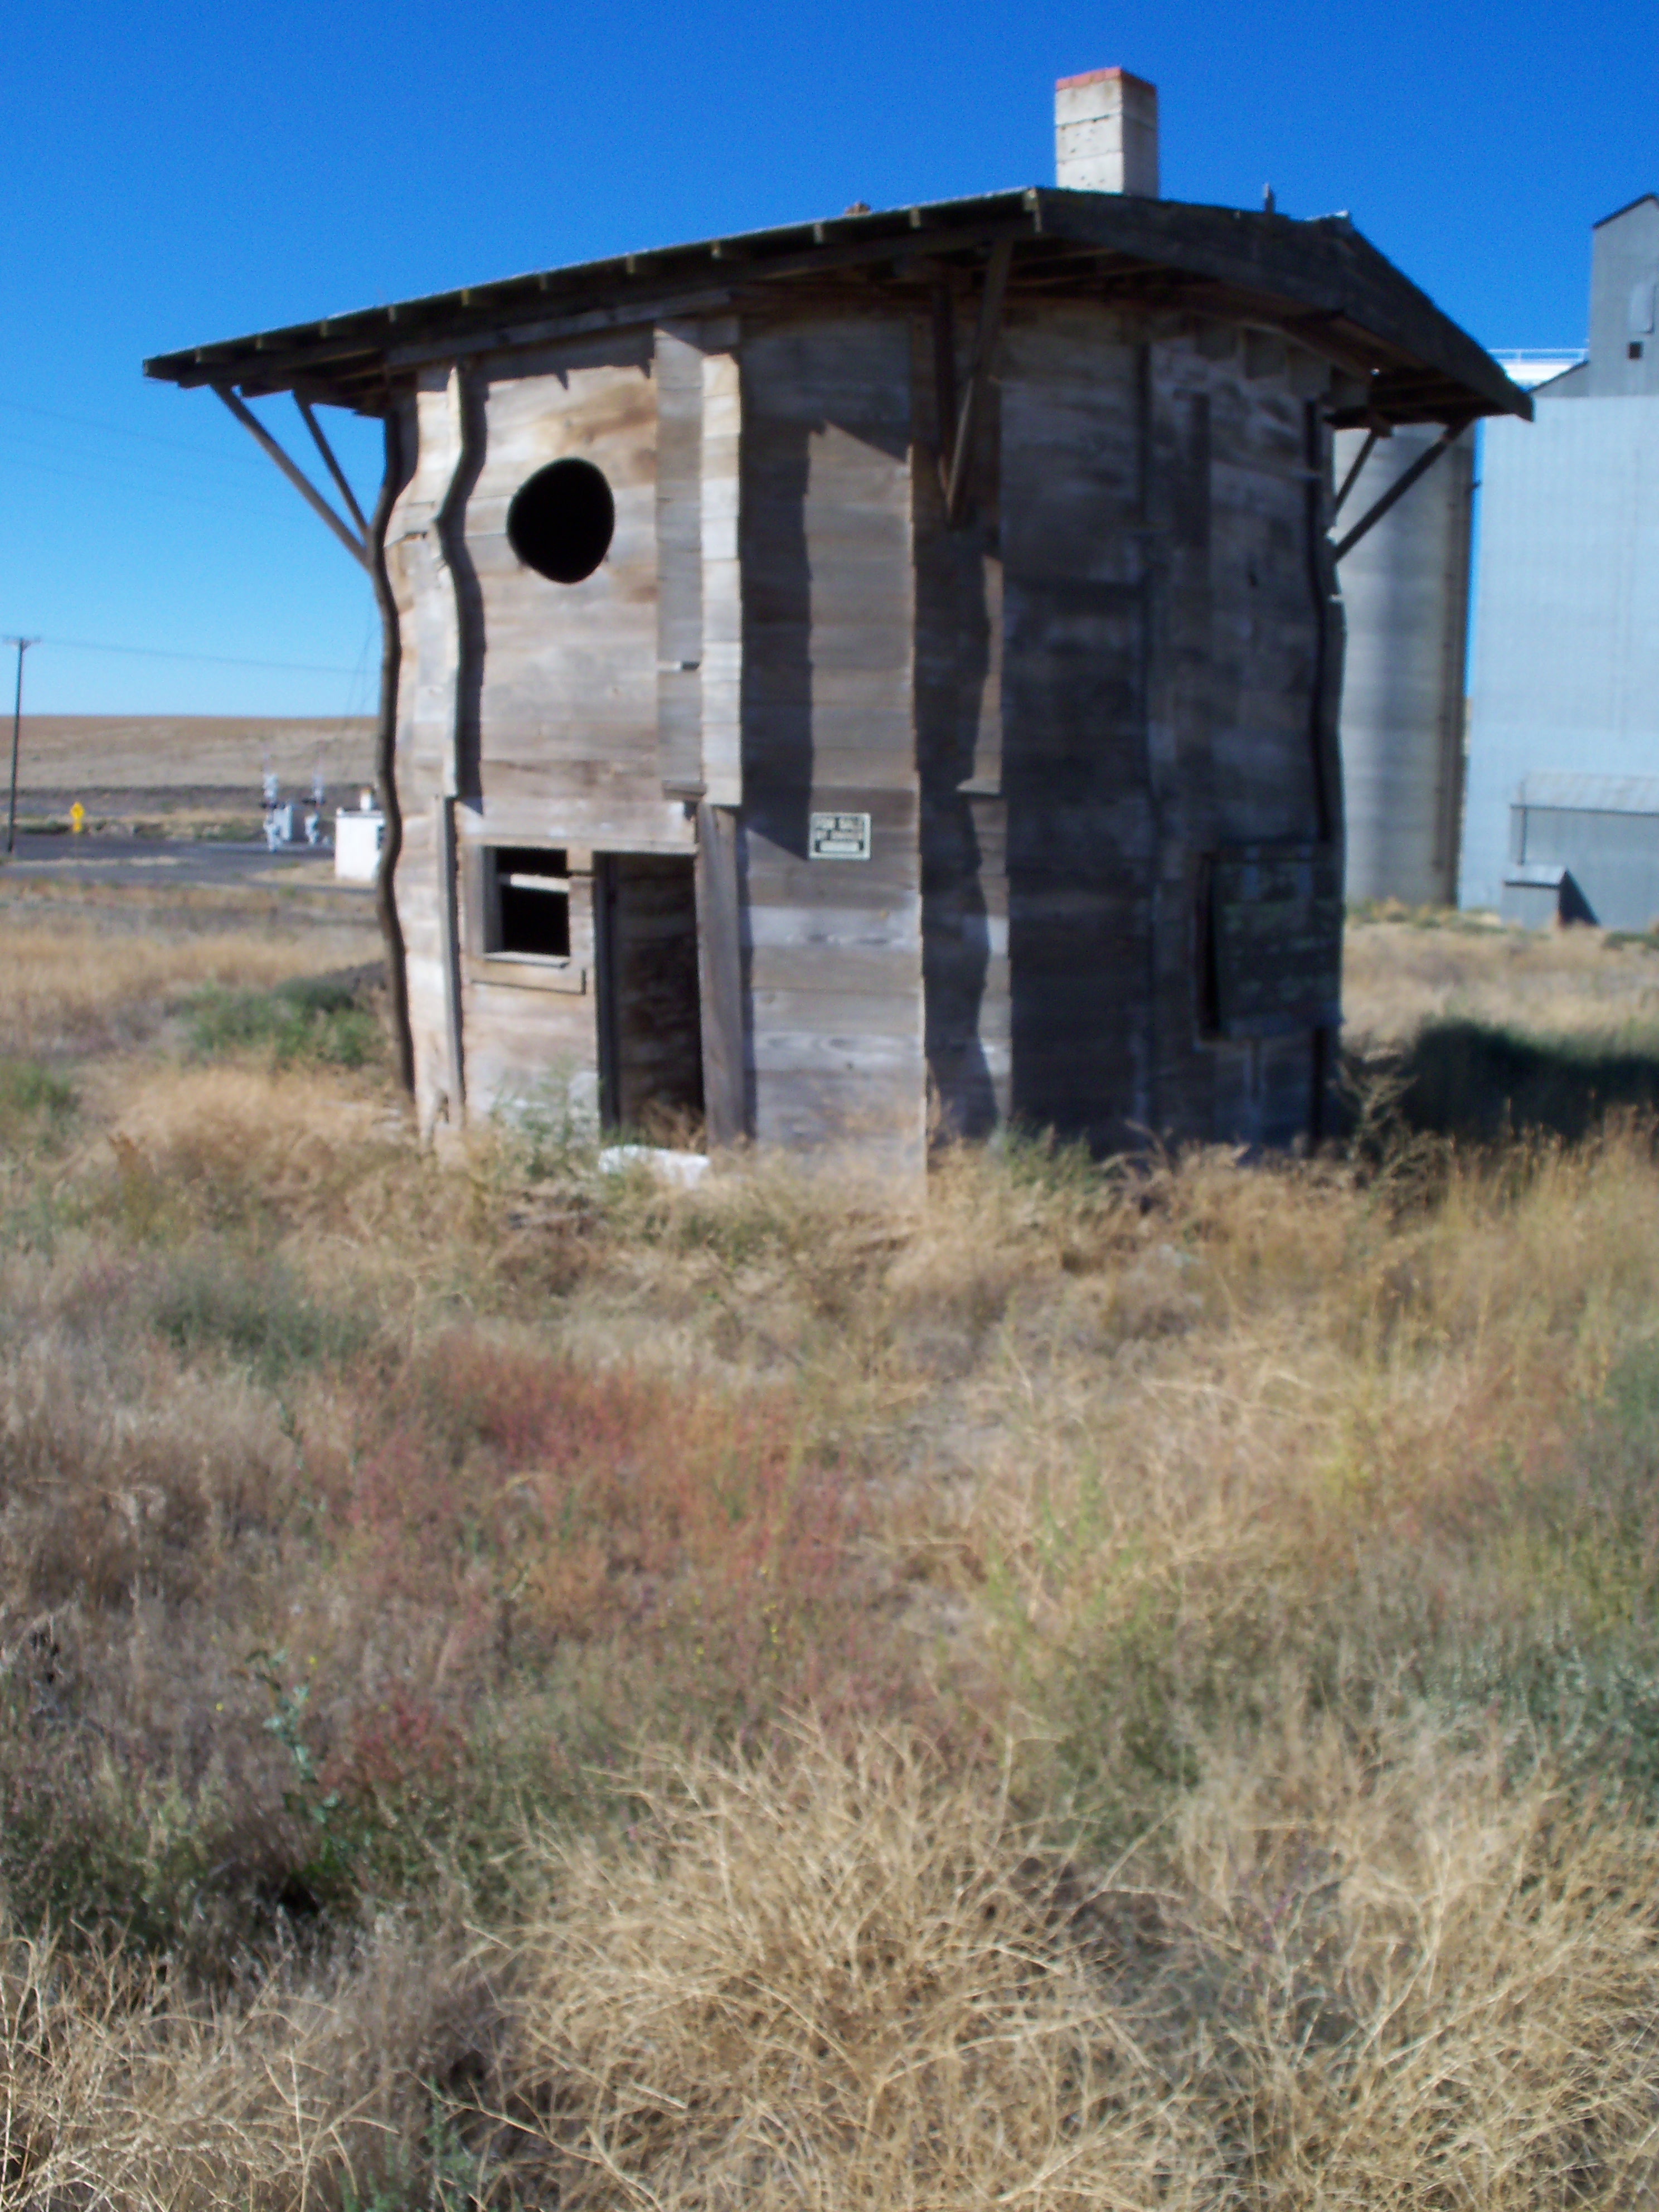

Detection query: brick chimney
xmin=1055 ymin=68 xmax=1159 ymax=197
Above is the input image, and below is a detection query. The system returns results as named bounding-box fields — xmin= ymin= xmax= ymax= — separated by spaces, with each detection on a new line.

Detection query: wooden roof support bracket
xmin=212 ymin=384 xmax=369 ymax=569
xmin=295 ymin=395 xmax=370 ymax=540
xmin=1331 ymin=426 xmax=1381 ymax=518
xmin=931 ymin=283 xmax=959 ymax=503
xmin=945 ymin=237 xmax=1013 ymax=527
xmin=1331 ymin=414 xmax=1473 ymax=563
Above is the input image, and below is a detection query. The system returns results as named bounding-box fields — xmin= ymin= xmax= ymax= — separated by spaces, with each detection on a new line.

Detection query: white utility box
xmin=334 ymin=808 xmax=385 ymax=883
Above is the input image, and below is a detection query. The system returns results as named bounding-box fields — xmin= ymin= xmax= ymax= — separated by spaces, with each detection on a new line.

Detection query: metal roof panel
xmin=1516 ymin=772 xmax=1659 ymax=816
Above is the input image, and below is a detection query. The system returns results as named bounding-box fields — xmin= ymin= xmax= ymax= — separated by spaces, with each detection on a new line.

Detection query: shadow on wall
xmin=1350 ymin=1018 xmax=1659 ymax=1147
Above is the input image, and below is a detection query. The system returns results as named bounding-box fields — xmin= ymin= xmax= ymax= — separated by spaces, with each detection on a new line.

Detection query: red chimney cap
xmin=1054 ymin=66 xmax=1157 ymax=94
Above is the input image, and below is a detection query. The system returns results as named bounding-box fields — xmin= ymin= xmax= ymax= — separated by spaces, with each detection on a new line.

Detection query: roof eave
xmin=143 ymin=185 xmax=1531 ymax=430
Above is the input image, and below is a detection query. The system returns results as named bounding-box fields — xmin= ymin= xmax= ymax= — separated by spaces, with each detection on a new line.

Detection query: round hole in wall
xmin=507 ymin=458 xmax=615 ymax=584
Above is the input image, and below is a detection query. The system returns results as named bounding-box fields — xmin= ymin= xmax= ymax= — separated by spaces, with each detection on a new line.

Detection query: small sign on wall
xmin=809 ymin=811 xmax=872 ymax=861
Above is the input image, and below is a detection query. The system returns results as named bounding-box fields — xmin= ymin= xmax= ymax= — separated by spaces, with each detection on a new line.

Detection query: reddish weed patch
xmin=326 ymin=1333 xmax=890 ymax=1729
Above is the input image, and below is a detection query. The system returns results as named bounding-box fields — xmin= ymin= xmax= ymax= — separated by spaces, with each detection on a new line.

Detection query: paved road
xmin=0 ymin=832 xmax=376 ymax=896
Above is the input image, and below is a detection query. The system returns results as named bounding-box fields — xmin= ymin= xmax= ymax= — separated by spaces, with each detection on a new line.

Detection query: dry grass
xmin=489 ymin=1720 xmax=1659 ymax=2209
xmin=0 ymin=882 xmax=377 ymax=1054
xmin=0 ymin=1918 xmax=493 ymax=2211
xmin=8 ymin=1725 xmax=1657 ymax=2209
xmin=4 ymin=889 xmax=1659 ymax=2203
xmin=500 ymin=1723 xmax=1205 ymax=2208
xmin=1345 ymin=906 xmax=1659 ymax=1047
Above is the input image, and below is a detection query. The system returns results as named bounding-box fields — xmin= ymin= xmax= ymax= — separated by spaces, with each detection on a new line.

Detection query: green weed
xmin=187 ymin=970 xmax=384 ymax=1070
xmin=149 ymin=1247 xmax=377 ymax=1383
xmin=0 ymin=1730 xmax=234 ymax=1959
xmin=0 ymin=1056 xmax=75 ymax=1149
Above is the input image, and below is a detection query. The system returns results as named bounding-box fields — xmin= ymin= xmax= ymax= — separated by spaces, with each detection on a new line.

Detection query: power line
xmin=35 ymin=634 xmax=361 ymax=675
xmin=0 ymin=394 xmax=273 ymax=467
xmin=6 ymin=637 xmax=39 ymax=854
xmin=0 ymin=428 xmax=375 ymax=520
xmin=0 ymin=445 xmax=280 ymax=512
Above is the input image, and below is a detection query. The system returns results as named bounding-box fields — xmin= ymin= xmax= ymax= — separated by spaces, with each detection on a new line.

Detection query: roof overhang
xmin=144 ymin=185 xmax=1531 ymax=431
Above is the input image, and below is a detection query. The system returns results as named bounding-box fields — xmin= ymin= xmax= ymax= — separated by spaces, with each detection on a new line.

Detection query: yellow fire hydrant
xmin=70 ymin=801 xmax=85 ymax=835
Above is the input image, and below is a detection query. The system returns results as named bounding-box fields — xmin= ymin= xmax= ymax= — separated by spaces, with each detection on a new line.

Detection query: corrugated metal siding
xmin=1461 ymin=395 xmax=1659 ymax=911
xmin=1515 ymin=772 xmax=1659 ymax=815
xmin=1507 ymin=802 xmax=1659 ymax=930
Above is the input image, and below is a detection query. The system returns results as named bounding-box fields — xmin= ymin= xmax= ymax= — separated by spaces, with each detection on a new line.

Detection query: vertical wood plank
xmin=913 ymin=303 xmax=1010 ymax=1139
xmin=387 ymin=370 xmax=472 ymax=1134
xmin=655 ymin=327 xmax=705 ymax=794
xmin=1147 ymin=369 xmax=1217 ymax=1142
xmin=696 ymin=801 xmax=746 ymax=1145
xmin=434 ymin=795 xmax=466 ymax=1117
xmin=740 ymin=313 xmax=923 ymax=1177
xmin=702 ymin=344 xmax=744 ymax=805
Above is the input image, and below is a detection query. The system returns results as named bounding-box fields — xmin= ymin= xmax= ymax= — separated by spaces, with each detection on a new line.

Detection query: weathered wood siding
xmin=1164 ymin=323 xmax=1341 ymax=1147
xmin=458 ymin=338 xmax=681 ymax=1123
xmin=997 ymin=306 xmax=1156 ymax=1149
xmin=386 ymin=375 xmax=468 ymax=1137
xmin=384 ymin=288 xmax=1341 ymax=1167
xmin=468 ymin=335 xmax=660 ymax=808
xmin=654 ymin=329 xmax=705 ymax=797
xmin=701 ymin=339 xmax=744 ymax=807
xmin=740 ymin=314 xmax=924 ymax=1176
xmin=914 ymin=298 xmax=1008 ymax=1139
xmin=388 ymin=325 xmax=767 ymax=1134
xmin=920 ymin=304 xmax=1341 ymax=1154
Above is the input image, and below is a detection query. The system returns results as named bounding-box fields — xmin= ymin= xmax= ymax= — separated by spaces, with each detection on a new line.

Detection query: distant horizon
xmin=14 ymin=711 xmax=377 ymax=725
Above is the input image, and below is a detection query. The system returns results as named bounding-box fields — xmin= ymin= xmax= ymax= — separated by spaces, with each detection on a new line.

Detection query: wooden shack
xmin=147 ymin=69 xmax=1529 ymax=1175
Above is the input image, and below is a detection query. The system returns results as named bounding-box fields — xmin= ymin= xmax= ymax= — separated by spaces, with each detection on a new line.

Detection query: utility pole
xmin=4 ymin=637 xmax=38 ymax=857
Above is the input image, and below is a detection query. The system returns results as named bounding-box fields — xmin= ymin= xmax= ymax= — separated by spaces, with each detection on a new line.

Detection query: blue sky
xmin=2 ymin=0 xmax=1653 ymax=716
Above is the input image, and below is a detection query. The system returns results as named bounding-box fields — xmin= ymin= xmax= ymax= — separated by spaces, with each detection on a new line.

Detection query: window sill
xmin=465 ymin=952 xmax=588 ymax=996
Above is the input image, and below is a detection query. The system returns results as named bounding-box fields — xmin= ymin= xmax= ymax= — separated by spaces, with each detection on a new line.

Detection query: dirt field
xmin=9 ymin=714 xmax=376 ymax=823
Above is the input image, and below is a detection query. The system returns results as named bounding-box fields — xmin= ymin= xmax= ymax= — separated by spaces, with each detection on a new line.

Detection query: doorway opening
xmin=594 ymin=854 xmax=705 ymax=1139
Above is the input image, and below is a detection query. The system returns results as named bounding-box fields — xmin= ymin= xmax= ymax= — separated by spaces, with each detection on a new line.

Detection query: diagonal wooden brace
xmin=945 ymin=237 xmax=1014 ymax=527
xmin=213 ymin=385 xmax=368 ymax=568
xmin=1332 ymin=416 xmax=1472 ymax=563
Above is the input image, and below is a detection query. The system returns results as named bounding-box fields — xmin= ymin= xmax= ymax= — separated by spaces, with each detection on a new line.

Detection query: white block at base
xmin=335 ymin=810 xmax=385 ymax=882
xmin=598 ymin=1146 xmax=711 ymax=1189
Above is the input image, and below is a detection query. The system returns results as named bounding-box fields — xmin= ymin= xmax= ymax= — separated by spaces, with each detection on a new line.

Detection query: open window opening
xmin=488 ymin=846 xmax=570 ymax=958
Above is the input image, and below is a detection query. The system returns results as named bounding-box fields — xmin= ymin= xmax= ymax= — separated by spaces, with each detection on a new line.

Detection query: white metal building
xmin=1461 ymin=196 xmax=1659 ymax=920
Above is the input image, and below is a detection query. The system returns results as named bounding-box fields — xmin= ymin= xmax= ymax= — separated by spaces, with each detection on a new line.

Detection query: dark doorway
xmin=595 ymin=855 xmax=705 ymax=1137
